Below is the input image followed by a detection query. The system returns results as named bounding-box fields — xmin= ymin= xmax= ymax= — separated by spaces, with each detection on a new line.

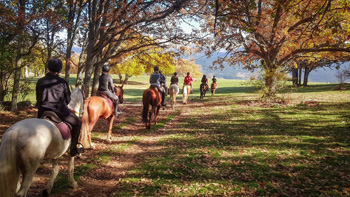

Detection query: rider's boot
xmin=114 ymin=100 xmax=122 ymax=117
xmin=70 ymin=126 xmax=84 ymax=157
xmin=161 ymin=91 xmax=166 ymax=106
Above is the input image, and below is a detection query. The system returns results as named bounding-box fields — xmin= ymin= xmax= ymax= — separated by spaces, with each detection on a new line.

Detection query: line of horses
xmin=0 ymin=81 xmax=217 ymax=197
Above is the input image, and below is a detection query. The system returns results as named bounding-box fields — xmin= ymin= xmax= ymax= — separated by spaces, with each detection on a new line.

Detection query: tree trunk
xmin=118 ymin=74 xmax=123 ymax=84
xmin=124 ymin=74 xmax=130 ymax=84
xmin=292 ymin=67 xmax=298 ymax=86
xmin=65 ymin=0 xmax=83 ymax=84
xmin=298 ymin=67 xmax=302 ymax=86
xmin=11 ymin=58 xmax=22 ymax=112
xmin=303 ymin=67 xmax=311 ymax=87
xmin=264 ymin=68 xmax=276 ymax=99
xmin=91 ymin=61 xmax=102 ymax=96
xmin=65 ymin=49 xmax=72 ymax=84
xmin=82 ymin=56 xmax=95 ymax=97
xmin=75 ymin=34 xmax=88 ymax=87
xmin=11 ymin=0 xmax=25 ymax=112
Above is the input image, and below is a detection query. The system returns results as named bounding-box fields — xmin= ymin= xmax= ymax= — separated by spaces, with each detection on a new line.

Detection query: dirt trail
xmin=19 ymin=100 xmax=204 ymax=196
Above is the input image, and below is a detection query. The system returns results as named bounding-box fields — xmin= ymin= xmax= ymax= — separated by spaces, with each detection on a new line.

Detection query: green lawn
xmin=112 ymin=85 xmax=350 ymax=196
xmin=4 ymin=74 xmax=350 ymax=196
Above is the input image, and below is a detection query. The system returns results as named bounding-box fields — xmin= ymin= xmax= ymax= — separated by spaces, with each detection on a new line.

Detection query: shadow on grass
xmin=111 ymin=100 xmax=350 ymax=196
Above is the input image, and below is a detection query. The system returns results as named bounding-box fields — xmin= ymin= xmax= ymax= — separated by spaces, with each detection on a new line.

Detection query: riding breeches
xmin=62 ymin=111 xmax=82 ymax=150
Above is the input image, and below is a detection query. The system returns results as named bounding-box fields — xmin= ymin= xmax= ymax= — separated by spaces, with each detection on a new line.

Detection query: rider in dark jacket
xmin=97 ymin=65 xmax=122 ymax=117
xmin=150 ymin=66 xmax=166 ymax=106
xmin=36 ymin=58 xmax=83 ymax=157
xmin=212 ymin=76 xmax=217 ymax=83
xmin=170 ymin=72 xmax=178 ymax=85
xmin=159 ymin=71 xmax=167 ymax=96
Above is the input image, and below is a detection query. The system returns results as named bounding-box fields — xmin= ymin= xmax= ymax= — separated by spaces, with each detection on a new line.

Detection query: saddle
xmin=96 ymin=91 xmax=114 ymax=109
xmin=41 ymin=111 xmax=72 ymax=140
xmin=150 ymin=86 xmax=162 ymax=98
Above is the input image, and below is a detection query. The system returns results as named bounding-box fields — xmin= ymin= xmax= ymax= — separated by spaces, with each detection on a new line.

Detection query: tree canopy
xmin=199 ymin=0 xmax=350 ymax=98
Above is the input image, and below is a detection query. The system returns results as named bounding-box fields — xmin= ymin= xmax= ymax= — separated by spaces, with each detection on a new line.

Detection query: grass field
xmin=2 ymin=74 xmax=350 ymax=196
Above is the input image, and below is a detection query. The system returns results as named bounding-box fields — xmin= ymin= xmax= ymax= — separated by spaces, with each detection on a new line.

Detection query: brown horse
xmin=80 ymin=84 xmax=124 ymax=149
xmin=200 ymin=83 xmax=209 ymax=99
xmin=211 ymin=82 xmax=217 ymax=96
xmin=142 ymin=86 xmax=162 ymax=129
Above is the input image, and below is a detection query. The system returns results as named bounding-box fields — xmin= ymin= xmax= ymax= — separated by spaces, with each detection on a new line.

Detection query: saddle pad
xmin=53 ymin=121 xmax=71 ymax=140
xmin=105 ymin=98 xmax=114 ymax=109
xmin=41 ymin=111 xmax=72 ymax=140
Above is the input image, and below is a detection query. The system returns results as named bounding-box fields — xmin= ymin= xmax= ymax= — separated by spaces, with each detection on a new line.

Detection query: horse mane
xmin=68 ymin=88 xmax=84 ymax=113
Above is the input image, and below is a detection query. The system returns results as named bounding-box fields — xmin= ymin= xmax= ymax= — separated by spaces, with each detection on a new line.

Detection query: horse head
xmin=114 ymin=83 xmax=124 ymax=104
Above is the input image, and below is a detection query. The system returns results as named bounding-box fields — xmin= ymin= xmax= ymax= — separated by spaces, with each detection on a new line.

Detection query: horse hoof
xmin=91 ymin=144 xmax=96 ymax=149
xmin=107 ymin=139 xmax=112 ymax=144
xmin=42 ymin=189 xmax=50 ymax=197
xmin=70 ymin=181 xmax=78 ymax=189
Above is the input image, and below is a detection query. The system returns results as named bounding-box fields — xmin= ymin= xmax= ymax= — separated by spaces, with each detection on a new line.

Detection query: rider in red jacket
xmin=184 ymin=72 xmax=193 ymax=93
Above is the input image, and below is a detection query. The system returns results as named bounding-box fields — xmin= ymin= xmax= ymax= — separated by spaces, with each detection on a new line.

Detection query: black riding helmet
xmin=102 ymin=65 xmax=110 ymax=72
xmin=174 ymin=72 xmax=177 ymax=75
xmin=47 ymin=58 xmax=62 ymax=73
xmin=154 ymin=66 xmax=159 ymax=71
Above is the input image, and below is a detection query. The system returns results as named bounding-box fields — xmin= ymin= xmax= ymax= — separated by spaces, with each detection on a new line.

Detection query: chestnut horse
xmin=142 ymin=86 xmax=162 ymax=129
xmin=80 ymin=84 xmax=124 ymax=149
xmin=211 ymin=82 xmax=217 ymax=96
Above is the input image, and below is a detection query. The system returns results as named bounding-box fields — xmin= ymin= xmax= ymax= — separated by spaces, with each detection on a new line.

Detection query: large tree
xmin=78 ymin=0 xmax=193 ymax=96
xmin=201 ymin=0 xmax=350 ymax=98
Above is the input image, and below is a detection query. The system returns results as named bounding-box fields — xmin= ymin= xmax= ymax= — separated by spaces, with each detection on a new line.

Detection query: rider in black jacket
xmin=97 ymin=64 xmax=122 ymax=117
xmin=36 ymin=58 xmax=83 ymax=157
xmin=170 ymin=72 xmax=178 ymax=85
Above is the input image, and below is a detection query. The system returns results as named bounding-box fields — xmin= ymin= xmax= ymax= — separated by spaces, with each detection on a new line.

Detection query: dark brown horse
xmin=80 ymin=84 xmax=124 ymax=149
xmin=211 ymin=82 xmax=217 ymax=96
xmin=142 ymin=86 xmax=162 ymax=129
xmin=200 ymin=83 xmax=209 ymax=99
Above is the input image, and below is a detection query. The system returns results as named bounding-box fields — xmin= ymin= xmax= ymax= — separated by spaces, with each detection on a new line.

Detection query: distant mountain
xmin=188 ymin=52 xmax=350 ymax=83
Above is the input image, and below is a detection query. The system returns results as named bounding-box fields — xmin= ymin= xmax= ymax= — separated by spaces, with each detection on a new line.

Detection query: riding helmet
xmin=154 ymin=66 xmax=159 ymax=71
xmin=102 ymin=65 xmax=110 ymax=72
xmin=187 ymin=72 xmax=190 ymax=76
xmin=174 ymin=72 xmax=177 ymax=75
xmin=47 ymin=58 xmax=62 ymax=72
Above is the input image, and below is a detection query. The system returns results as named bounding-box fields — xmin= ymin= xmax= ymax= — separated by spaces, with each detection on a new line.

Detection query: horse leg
xmin=153 ymin=106 xmax=159 ymax=125
xmin=155 ymin=105 xmax=161 ymax=125
xmin=88 ymin=122 xmax=97 ymax=149
xmin=42 ymin=159 xmax=59 ymax=196
xmin=16 ymin=160 xmax=41 ymax=197
xmin=147 ymin=110 xmax=152 ymax=129
xmin=106 ymin=116 xmax=115 ymax=143
xmin=68 ymin=157 xmax=78 ymax=189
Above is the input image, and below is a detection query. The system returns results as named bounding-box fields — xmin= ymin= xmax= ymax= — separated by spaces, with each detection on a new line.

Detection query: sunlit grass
xmin=112 ymin=87 xmax=350 ymax=196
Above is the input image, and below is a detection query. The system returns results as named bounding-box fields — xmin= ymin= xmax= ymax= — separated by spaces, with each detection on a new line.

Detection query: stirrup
xmin=77 ymin=143 xmax=85 ymax=154
xmin=114 ymin=111 xmax=122 ymax=116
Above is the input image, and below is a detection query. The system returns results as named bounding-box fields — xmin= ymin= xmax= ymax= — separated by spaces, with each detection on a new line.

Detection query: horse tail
xmin=0 ymin=128 xmax=20 ymax=196
xmin=80 ymin=98 xmax=90 ymax=148
xmin=142 ymin=91 xmax=150 ymax=123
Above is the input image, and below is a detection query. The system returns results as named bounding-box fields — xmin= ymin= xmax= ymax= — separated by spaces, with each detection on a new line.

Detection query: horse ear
xmin=70 ymin=84 xmax=73 ymax=91
xmin=121 ymin=83 xmax=124 ymax=88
